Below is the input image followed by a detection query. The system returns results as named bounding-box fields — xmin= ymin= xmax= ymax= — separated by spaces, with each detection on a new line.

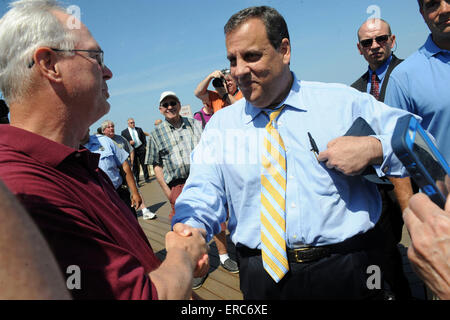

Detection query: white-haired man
xmin=101 ymin=119 xmax=156 ymax=219
xmin=0 ymin=0 xmax=207 ymax=299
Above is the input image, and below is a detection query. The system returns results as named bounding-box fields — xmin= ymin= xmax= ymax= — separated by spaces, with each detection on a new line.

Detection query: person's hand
xmin=130 ymin=140 xmax=135 ymax=146
xmin=149 ymin=226 xmax=209 ymax=299
xmin=209 ymin=70 xmax=223 ymax=79
xmin=209 ymin=70 xmax=227 ymax=96
xmin=403 ymin=186 xmax=450 ymax=300
xmin=435 ymin=175 xmax=450 ymax=199
xmin=318 ymin=136 xmax=383 ymax=175
xmin=130 ymin=192 xmax=142 ymax=210
xmin=173 ymin=223 xmax=209 ymax=278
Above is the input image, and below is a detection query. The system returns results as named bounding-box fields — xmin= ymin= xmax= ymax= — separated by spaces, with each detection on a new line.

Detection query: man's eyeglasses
xmin=28 ymin=48 xmax=105 ymax=68
xmin=359 ymin=35 xmax=390 ymax=48
xmin=160 ymin=101 xmax=178 ymax=108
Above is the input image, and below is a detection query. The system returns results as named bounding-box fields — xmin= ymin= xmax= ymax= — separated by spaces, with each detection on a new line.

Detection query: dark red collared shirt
xmin=0 ymin=125 xmax=160 ymax=299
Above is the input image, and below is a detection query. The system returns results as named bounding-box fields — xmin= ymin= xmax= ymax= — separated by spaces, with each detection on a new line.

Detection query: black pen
xmin=307 ymin=132 xmax=320 ymax=163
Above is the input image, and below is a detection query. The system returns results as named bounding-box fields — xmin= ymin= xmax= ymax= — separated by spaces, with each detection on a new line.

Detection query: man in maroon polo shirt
xmin=0 ymin=0 xmax=207 ymax=299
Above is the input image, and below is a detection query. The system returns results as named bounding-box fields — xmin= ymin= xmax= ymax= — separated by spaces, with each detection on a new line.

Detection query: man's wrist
xmin=367 ymin=136 xmax=383 ymax=165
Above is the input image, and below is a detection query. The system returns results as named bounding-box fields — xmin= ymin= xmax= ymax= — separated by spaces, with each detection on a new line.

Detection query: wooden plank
xmin=199 ymin=275 xmax=243 ymax=300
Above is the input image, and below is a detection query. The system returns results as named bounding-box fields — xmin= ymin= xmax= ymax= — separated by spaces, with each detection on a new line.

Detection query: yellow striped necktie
xmin=261 ymin=105 xmax=289 ymax=282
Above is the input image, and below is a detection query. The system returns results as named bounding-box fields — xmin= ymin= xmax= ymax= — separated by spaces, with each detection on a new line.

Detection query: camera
xmin=212 ymin=77 xmax=225 ymax=88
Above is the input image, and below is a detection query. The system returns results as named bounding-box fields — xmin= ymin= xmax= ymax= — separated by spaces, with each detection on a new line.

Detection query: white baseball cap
xmin=159 ymin=91 xmax=179 ymax=104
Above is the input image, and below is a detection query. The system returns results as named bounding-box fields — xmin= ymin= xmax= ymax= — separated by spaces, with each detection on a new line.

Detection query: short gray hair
xmin=101 ymin=120 xmax=114 ymax=133
xmin=224 ymin=6 xmax=290 ymax=50
xmin=0 ymin=0 xmax=77 ymax=103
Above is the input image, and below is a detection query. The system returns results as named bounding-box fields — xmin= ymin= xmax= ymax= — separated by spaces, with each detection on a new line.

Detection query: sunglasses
xmin=161 ymin=101 xmax=178 ymax=108
xmin=359 ymin=35 xmax=390 ymax=48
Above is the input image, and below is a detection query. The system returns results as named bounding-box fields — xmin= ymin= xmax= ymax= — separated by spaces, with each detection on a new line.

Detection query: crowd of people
xmin=0 ymin=0 xmax=448 ymax=300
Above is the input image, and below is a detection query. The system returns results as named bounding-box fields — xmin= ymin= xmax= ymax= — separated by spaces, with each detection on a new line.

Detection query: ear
xmin=357 ymin=43 xmax=364 ymax=55
xmin=279 ymin=38 xmax=291 ymax=65
xmin=33 ymin=47 xmax=63 ymax=83
xmin=390 ymin=35 xmax=396 ymax=49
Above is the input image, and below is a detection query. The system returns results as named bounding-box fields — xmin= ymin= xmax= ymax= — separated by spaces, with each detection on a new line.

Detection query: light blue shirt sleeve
xmin=85 ymin=135 xmax=129 ymax=189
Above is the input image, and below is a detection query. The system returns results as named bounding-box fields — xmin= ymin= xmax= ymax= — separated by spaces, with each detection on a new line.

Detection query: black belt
xmin=168 ymin=178 xmax=187 ymax=189
xmin=237 ymin=226 xmax=380 ymax=264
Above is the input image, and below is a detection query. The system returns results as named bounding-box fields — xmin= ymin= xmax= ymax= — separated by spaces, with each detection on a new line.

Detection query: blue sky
xmin=1 ymin=0 xmax=430 ymax=134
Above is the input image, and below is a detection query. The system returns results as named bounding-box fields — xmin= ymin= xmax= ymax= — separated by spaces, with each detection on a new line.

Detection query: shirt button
xmin=291 ymin=202 xmax=296 ymax=208
xmin=293 ymin=234 xmax=297 ymax=239
xmin=75 ymin=153 xmax=81 ymax=158
xmin=289 ymin=175 xmax=294 ymax=180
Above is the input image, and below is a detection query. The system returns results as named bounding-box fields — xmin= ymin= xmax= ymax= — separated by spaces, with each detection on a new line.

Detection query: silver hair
xmin=0 ymin=0 xmax=77 ymax=103
xmin=101 ymin=120 xmax=114 ymax=133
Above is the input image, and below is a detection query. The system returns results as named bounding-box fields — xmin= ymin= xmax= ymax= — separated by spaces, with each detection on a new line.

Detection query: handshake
xmin=167 ymin=223 xmax=210 ymax=278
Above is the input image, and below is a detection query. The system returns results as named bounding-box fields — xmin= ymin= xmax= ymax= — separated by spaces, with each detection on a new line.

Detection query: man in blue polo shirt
xmin=82 ymin=130 xmax=143 ymax=217
xmin=385 ymin=0 xmax=450 ymax=164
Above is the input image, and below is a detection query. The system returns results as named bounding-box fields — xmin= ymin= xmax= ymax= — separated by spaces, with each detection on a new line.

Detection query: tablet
xmin=391 ymin=115 xmax=449 ymax=208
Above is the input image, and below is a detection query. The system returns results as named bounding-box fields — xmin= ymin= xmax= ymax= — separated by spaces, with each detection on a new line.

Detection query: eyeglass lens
xmin=360 ymin=35 xmax=389 ymax=48
xmin=162 ymin=101 xmax=177 ymax=108
xmin=96 ymin=52 xmax=104 ymax=67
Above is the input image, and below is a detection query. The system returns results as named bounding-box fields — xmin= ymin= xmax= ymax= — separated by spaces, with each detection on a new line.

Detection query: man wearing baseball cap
xmin=146 ymin=91 xmax=239 ymax=289
xmin=146 ymin=91 xmax=203 ymax=220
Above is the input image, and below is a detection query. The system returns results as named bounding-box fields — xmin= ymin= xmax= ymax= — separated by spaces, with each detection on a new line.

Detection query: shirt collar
xmin=0 ymin=125 xmax=94 ymax=168
xmin=243 ymin=72 xmax=307 ymax=124
xmin=420 ymin=34 xmax=450 ymax=58
xmin=83 ymin=134 xmax=103 ymax=151
xmin=165 ymin=116 xmax=187 ymax=129
xmin=368 ymin=54 xmax=392 ymax=81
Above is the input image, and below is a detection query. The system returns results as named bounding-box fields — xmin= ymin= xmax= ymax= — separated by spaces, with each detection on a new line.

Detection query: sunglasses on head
xmin=161 ymin=101 xmax=178 ymax=108
xmin=359 ymin=35 xmax=390 ymax=48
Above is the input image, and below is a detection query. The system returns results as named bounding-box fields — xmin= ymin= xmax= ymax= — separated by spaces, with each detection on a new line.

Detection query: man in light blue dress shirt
xmin=385 ymin=0 xmax=450 ymax=164
xmin=173 ymin=6 xmax=415 ymax=299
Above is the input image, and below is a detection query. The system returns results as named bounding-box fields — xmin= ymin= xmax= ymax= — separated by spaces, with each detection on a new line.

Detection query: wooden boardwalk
xmin=137 ymin=177 xmax=243 ymax=300
xmin=137 ymin=176 xmax=428 ymax=300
